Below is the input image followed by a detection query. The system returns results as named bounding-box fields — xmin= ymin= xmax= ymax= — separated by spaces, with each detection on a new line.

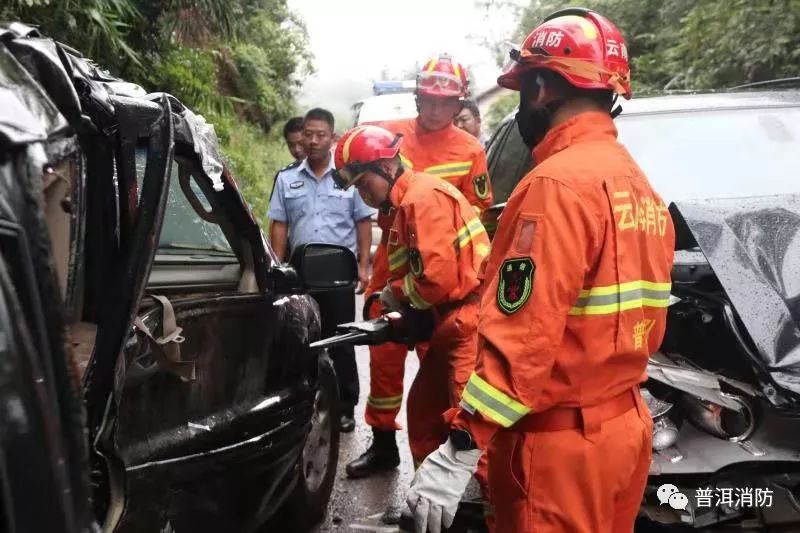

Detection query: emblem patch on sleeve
xmin=408 ymin=247 xmax=424 ymax=277
xmin=497 ymin=257 xmax=535 ymax=314
xmin=473 ymin=174 xmax=489 ymax=200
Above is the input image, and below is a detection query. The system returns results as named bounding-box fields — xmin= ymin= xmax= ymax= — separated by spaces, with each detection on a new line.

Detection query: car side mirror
xmin=290 ymin=243 xmax=358 ymax=293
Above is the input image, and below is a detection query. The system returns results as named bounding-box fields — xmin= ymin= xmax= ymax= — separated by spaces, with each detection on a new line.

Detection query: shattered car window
xmin=134 ymin=149 xmax=234 ymax=257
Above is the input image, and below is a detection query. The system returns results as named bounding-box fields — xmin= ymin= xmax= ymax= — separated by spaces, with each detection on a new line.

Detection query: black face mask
xmin=516 ymin=105 xmax=552 ymax=151
xmin=515 ymin=72 xmax=554 ymax=151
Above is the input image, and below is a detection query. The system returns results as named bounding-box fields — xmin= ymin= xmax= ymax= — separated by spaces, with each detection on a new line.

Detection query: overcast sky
xmin=288 ymin=0 xmax=525 ymax=126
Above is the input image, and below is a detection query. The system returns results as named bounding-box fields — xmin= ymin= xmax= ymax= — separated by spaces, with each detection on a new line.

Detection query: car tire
xmin=281 ymin=354 xmax=340 ymax=531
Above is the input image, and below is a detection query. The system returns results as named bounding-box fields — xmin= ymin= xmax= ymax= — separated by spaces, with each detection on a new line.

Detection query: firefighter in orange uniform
xmin=348 ymin=54 xmax=494 ymax=479
xmin=408 ymin=9 xmax=676 ymax=533
xmin=333 ymin=124 xmax=490 ymax=478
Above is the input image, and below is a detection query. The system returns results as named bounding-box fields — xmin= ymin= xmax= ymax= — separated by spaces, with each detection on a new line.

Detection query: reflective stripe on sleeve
xmin=425 ymin=161 xmax=472 ymax=179
xmin=388 ymin=246 xmax=408 ymax=271
xmin=402 ymin=273 xmax=432 ymax=310
xmin=460 ymin=372 xmax=531 ymax=428
xmin=568 ymin=281 xmax=672 ymax=316
xmin=455 ymin=217 xmax=487 ymax=249
xmin=367 ymin=394 xmax=403 ymax=410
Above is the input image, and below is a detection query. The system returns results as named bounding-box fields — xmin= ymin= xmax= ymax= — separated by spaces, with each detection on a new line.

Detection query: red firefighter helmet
xmin=333 ymin=125 xmax=403 ymax=189
xmin=498 ymin=8 xmax=631 ymax=99
xmin=416 ymin=53 xmax=469 ymax=98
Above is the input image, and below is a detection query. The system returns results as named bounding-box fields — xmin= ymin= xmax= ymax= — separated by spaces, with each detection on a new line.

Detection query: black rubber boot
xmin=345 ymin=428 xmax=400 ymax=478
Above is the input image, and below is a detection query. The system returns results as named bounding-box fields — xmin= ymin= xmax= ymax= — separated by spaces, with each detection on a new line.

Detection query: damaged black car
xmin=0 ymin=23 xmax=352 ymax=532
xmin=485 ymin=84 xmax=800 ymax=530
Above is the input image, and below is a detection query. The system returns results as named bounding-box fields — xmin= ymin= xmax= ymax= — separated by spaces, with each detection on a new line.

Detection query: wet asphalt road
xmin=313 ymin=294 xmax=483 ymax=533
xmin=315 ymin=337 xmax=420 ymax=533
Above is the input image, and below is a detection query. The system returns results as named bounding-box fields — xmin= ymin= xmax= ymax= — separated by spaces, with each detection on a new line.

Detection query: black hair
xmin=460 ymin=99 xmax=481 ymax=120
xmin=283 ymin=116 xmax=304 ymax=139
xmin=303 ymin=108 xmax=335 ymax=131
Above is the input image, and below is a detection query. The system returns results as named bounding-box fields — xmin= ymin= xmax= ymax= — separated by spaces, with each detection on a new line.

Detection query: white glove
xmin=380 ymin=284 xmax=403 ymax=311
xmin=406 ymin=438 xmax=481 ymax=533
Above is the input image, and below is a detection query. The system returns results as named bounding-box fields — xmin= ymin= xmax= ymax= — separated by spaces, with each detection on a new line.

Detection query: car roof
xmin=618 ymin=89 xmax=800 ymax=116
xmin=501 ymin=88 xmax=800 ymax=125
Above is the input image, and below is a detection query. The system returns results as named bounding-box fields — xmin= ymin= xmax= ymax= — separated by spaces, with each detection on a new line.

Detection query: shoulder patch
xmin=473 ymin=174 xmax=489 ymax=200
xmin=280 ymin=160 xmax=302 ymax=172
xmin=274 ymin=159 xmax=302 ymax=182
xmin=497 ymin=257 xmax=535 ymax=314
xmin=408 ymin=247 xmax=424 ymax=278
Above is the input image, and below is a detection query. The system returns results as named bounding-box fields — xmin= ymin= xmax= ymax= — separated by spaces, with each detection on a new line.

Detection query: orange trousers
xmin=487 ymin=390 xmax=652 ymax=533
xmin=407 ymin=300 xmax=478 ymax=465
xmin=364 ymin=242 xmax=425 ymax=431
xmin=364 ymin=243 xmax=487 ymax=495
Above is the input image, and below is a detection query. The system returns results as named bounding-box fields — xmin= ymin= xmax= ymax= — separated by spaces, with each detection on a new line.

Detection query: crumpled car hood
xmin=670 ymin=194 xmax=800 ymax=395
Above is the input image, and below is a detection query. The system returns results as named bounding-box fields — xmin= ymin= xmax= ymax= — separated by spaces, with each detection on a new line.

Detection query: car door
xmin=0 ymin=163 xmax=96 ymax=533
xmin=109 ymin=149 xmax=321 ymax=533
xmin=0 ymin=44 xmax=96 ymax=530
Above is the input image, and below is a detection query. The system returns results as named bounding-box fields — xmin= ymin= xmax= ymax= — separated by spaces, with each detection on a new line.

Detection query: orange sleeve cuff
xmin=446 ymin=407 xmax=500 ymax=451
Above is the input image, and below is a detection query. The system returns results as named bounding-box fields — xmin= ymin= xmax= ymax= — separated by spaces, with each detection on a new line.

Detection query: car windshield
xmin=617 ymin=106 xmax=800 ymax=201
xmin=489 ymin=103 xmax=800 ymax=205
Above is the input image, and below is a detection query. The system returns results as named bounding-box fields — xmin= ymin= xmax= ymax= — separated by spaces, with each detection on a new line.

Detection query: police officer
xmin=268 ymin=108 xmax=375 ymax=432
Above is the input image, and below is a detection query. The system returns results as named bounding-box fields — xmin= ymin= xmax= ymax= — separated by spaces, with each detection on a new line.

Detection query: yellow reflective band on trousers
xmin=460 ymin=372 xmax=530 ymax=428
xmin=568 ymin=280 xmax=672 ymax=316
xmin=388 ymin=246 xmax=408 ymax=271
xmin=403 ymin=273 xmax=432 ymax=310
xmin=367 ymin=394 xmax=403 ymax=410
xmin=425 ymin=161 xmax=472 ymax=179
xmin=456 ymin=218 xmax=487 ymax=249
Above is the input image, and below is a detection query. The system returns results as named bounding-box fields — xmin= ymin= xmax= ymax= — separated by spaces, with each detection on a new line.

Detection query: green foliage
xmin=2 ymin=0 xmax=312 ymax=226
xmin=148 ymin=46 xmax=234 ymax=114
xmin=513 ymin=0 xmax=800 ymax=92
xmin=3 ymin=0 xmax=142 ymax=70
xmin=665 ymin=0 xmax=800 ymax=90
xmin=231 ymin=43 xmax=290 ymax=127
xmin=486 ymin=92 xmax=519 ymax=132
xmin=228 ymin=5 xmax=313 ymax=129
xmin=210 ymin=111 xmax=290 ymax=227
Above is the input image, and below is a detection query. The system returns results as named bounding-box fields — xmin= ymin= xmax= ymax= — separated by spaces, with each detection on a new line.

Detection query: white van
xmin=351 ymin=92 xmax=417 ymax=126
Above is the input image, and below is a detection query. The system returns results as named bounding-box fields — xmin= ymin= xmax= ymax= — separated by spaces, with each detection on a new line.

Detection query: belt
xmin=433 ymin=292 xmax=479 ymax=319
xmin=515 ymin=388 xmax=639 ymax=435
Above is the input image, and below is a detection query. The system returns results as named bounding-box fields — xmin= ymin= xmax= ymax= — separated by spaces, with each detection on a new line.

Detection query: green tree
xmin=2 ymin=0 xmax=314 ymax=227
xmin=486 ymin=92 xmax=519 ymax=132
xmin=2 ymin=0 xmax=142 ymax=70
xmin=512 ymin=0 xmax=800 ymax=92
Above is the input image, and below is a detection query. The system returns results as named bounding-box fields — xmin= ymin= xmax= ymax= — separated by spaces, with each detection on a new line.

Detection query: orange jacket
xmin=454 ymin=112 xmax=675 ymax=445
xmin=385 ymin=169 xmax=490 ymax=309
xmin=376 ymin=118 xmax=493 ymax=213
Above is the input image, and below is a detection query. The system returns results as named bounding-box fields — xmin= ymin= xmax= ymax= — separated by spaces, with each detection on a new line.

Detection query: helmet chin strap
xmin=375 ymin=164 xmax=403 ymax=212
xmin=610 ymin=94 xmax=623 ymax=118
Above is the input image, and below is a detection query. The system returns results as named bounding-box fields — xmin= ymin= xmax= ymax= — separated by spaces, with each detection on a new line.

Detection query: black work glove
xmin=401 ymin=305 xmax=435 ymax=345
